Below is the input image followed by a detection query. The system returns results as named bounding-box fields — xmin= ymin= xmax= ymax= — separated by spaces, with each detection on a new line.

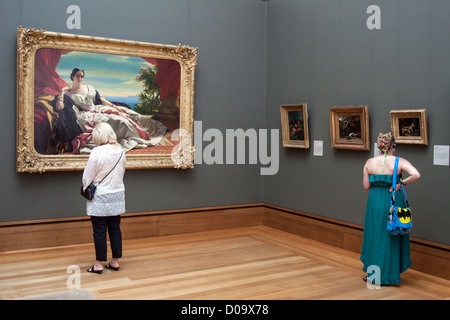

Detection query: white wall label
xmin=433 ymin=145 xmax=449 ymax=166
xmin=314 ymin=140 xmax=323 ymax=157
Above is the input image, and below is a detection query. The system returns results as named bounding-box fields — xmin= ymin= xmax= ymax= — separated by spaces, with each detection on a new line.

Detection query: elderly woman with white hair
xmin=82 ymin=122 xmax=126 ymax=274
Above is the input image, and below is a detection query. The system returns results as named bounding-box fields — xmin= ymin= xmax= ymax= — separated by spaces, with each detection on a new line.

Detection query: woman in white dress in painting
xmin=55 ymin=67 xmax=166 ymax=154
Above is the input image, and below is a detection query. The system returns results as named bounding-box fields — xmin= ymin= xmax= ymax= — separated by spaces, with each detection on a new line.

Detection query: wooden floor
xmin=0 ymin=226 xmax=448 ymax=300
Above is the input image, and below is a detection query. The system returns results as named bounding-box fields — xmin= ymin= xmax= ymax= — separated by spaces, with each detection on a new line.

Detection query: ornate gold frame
xmin=330 ymin=105 xmax=370 ymax=151
xmin=280 ymin=104 xmax=309 ymax=149
xmin=16 ymin=27 xmax=197 ymax=173
xmin=390 ymin=109 xmax=428 ymax=145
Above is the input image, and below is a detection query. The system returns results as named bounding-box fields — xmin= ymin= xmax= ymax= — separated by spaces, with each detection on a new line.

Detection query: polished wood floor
xmin=0 ymin=226 xmax=448 ymax=300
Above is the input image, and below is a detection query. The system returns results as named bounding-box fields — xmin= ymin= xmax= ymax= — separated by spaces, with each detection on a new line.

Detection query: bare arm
xmin=362 ymin=161 xmax=371 ymax=190
xmin=399 ymin=158 xmax=421 ymax=186
xmin=100 ymin=96 xmax=128 ymax=112
xmin=55 ymin=87 xmax=70 ymax=111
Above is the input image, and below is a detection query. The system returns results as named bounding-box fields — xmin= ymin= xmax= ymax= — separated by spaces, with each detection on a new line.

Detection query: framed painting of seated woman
xmin=16 ymin=27 xmax=198 ymax=172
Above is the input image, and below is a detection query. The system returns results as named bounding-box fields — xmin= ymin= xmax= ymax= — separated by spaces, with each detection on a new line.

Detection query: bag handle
xmin=391 ymin=157 xmax=410 ymax=207
xmin=399 ymin=177 xmax=410 ymax=207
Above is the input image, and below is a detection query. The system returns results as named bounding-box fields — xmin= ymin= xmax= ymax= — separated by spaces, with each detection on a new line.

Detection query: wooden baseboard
xmin=0 ymin=203 xmax=263 ymax=252
xmin=262 ymin=204 xmax=364 ymax=253
xmin=0 ymin=202 xmax=448 ymax=280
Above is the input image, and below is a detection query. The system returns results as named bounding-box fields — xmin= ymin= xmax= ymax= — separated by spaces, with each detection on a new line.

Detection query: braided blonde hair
xmin=377 ymin=132 xmax=395 ymax=153
xmin=377 ymin=132 xmax=396 ymax=173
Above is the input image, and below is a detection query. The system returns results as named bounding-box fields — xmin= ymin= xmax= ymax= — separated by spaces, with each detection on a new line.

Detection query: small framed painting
xmin=390 ymin=109 xmax=428 ymax=145
xmin=330 ymin=105 xmax=370 ymax=151
xmin=280 ymin=104 xmax=309 ymax=149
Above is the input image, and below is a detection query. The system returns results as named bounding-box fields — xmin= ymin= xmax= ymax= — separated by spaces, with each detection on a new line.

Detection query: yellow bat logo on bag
xmin=397 ymin=208 xmax=412 ymax=224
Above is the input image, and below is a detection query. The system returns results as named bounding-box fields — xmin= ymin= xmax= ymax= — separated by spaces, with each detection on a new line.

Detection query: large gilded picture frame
xmin=390 ymin=109 xmax=428 ymax=145
xmin=330 ymin=105 xmax=370 ymax=151
xmin=16 ymin=27 xmax=198 ymax=173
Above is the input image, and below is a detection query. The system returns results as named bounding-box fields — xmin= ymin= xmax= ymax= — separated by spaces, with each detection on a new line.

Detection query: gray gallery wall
xmin=0 ymin=0 xmax=448 ymax=246
xmin=264 ymin=0 xmax=450 ymax=245
xmin=0 ymin=0 xmax=266 ymax=221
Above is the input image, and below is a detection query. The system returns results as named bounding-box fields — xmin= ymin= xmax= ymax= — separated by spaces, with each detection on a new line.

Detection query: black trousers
xmin=90 ymin=215 xmax=122 ymax=262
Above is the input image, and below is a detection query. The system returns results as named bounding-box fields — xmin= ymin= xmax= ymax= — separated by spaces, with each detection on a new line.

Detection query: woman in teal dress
xmin=361 ymin=132 xmax=420 ymax=285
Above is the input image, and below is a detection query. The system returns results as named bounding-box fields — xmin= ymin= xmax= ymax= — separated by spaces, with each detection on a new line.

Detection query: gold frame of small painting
xmin=280 ymin=104 xmax=310 ymax=149
xmin=329 ymin=105 xmax=370 ymax=151
xmin=390 ymin=109 xmax=428 ymax=145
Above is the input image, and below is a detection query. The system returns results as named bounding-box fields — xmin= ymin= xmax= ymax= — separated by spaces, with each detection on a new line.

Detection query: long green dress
xmin=360 ymin=174 xmax=411 ymax=285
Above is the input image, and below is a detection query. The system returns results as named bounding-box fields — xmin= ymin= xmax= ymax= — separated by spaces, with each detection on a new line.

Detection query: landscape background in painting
xmin=55 ymin=51 xmax=153 ymax=110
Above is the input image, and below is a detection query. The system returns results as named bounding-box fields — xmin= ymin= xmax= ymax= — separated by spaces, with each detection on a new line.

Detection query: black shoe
xmin=105 ymin=263 xmax=120 ymax=271
xmin=87 ymin=265 xmax=103 ymax=274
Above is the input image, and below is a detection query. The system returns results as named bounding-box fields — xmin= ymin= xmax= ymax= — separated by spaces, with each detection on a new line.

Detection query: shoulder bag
xmin=81 ymin=151 xmax=123 ymax=200
xmin=387 ymin=157 xmax=413 ymax=235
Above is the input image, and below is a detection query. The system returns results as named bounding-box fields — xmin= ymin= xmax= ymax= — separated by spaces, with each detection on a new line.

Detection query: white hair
xmin=92 ymin=122 xmax=117 ymax=146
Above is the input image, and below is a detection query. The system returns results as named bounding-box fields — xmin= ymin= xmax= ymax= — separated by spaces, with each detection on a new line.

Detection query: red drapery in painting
xmin=34 ymin=48 xmax=71 ymax=96
xmin=33 ymin=48 xmax=72 ymax=154
xmin=143 ymin=58 xmax=181 ymax=101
